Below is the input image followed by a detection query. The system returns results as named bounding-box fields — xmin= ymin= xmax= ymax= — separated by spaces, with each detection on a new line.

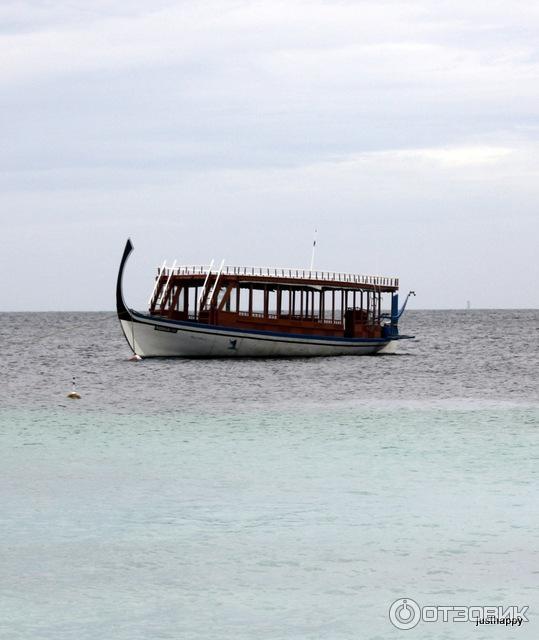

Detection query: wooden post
xmin=263 ymin=286 xmax=269 ymax=317
xmin=288 ymin=288 xmax=292 ymax=317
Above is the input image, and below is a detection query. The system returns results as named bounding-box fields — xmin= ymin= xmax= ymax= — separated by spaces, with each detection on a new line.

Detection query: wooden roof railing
xmin=156 ymin=264 xmax=399 ymax=288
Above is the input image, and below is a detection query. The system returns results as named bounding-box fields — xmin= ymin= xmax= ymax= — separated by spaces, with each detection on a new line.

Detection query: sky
xmin=1 ymin=0 xmax=538 ymax=310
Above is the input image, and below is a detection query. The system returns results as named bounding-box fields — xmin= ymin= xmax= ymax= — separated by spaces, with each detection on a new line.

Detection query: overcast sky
xmin=1 ymin=0 xmax=538 ymax=310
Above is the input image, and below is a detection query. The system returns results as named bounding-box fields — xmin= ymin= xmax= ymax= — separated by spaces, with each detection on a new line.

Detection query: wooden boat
xmin=116 ymin=239 xmax=414 ymax=358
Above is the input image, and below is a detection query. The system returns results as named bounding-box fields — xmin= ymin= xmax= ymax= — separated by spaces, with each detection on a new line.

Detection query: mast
xmin=309 ymin=229 xmax=317 ymax=272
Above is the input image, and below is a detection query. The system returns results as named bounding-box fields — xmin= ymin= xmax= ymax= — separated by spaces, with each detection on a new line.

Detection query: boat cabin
xmin=148 ymin=264 xmax=399 ymax=339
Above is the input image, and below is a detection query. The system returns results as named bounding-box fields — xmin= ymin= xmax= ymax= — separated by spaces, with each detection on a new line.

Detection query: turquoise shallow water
xmin=0 ymin=311 xmax=538 ymax=639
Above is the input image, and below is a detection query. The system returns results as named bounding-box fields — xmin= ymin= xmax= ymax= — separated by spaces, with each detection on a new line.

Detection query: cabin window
xmin=281 ymin=288 xmax=290 ymax=316
xmin=188 ymin=287 xmax=198 ymax=317
xmin=238 ymin=287 xmax=249 ymax=314
xmin=252 ymin=289 xmax=265 ymax=315
xmin=267 ymin=288 xmax=277 ymax=317
xmin=215 ymin=286 xmax=227 ymax=308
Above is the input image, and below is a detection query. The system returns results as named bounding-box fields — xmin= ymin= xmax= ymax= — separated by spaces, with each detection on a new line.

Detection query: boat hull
xmin=120 ymin=312 xmax=392 ymax=358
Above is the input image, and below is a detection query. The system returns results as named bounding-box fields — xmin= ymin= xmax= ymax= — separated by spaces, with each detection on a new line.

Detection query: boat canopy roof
xmin=156 ymin=264 xmax=399 ymax=292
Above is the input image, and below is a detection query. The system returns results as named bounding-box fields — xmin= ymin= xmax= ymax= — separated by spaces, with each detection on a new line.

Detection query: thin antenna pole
xmin=309 ymin=228 xmax=317 ymax=272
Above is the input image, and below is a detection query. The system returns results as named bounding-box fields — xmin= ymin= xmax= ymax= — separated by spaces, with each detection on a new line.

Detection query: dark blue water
xmin=1 ymin=311 xmax=538 ymax=639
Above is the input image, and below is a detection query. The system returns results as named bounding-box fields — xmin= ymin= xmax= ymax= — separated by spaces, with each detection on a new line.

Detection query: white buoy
xmin=129 ymin=354 xmax=142 ymax=361
xmin=67 ymin=376 xmax=81 ymax=399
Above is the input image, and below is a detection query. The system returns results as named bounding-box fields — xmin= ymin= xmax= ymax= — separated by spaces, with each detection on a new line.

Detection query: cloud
xmin=2 ymin=1 xmax=539 ymax=87
xmin=372 ymin=145 xmax=514 ymax=167
xmin=1 ymin=1 xmax=538 ymax=308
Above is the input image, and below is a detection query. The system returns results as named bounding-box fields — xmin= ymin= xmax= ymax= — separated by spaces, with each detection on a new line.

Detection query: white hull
xmin=120 ymin=313 xmax=392 ymax=358
xmin=377 ymin=340 xmax=399 ymax=354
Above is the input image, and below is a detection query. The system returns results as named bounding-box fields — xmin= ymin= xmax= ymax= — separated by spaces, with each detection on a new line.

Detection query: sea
xmin=1 ymin=310 xmax=538 ymax=640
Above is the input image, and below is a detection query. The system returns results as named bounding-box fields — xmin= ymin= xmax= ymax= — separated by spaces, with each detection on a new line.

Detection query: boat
xmin=116 ymin=239 xmax=414 ymax=358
